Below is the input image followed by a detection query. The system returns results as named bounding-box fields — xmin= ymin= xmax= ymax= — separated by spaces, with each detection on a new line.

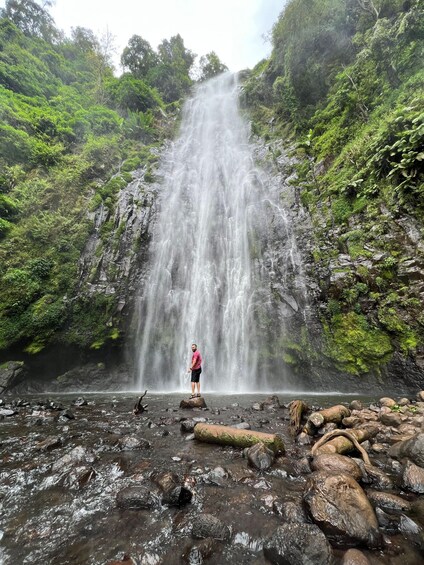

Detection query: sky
xmin=1 ymin=0 xmax=285 ymax=72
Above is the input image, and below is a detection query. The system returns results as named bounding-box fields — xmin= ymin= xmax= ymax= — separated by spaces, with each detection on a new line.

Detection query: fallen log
xmin=312 ymin=429 xmax=371 ymax=465
xmin=289 ymin=400 xmax=308 ymax=437
xmin=194 ymin=423 xmax=285 ymax=454
xmin=304 ymin=404 xmax=350 ymax=435
xmin=313 ymin=426 xmax=378 ymax=458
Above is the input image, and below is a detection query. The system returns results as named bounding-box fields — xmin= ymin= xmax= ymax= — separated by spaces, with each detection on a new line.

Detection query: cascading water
xmin=134 ymin=72 xmax=309 ymax=392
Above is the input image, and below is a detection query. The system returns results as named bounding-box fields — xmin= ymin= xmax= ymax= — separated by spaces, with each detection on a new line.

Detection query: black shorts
xmin=191 ymin=368 xmax=202 ymax=383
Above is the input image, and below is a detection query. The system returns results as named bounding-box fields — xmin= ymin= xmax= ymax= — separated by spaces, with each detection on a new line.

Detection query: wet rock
xmin=296 ymin=432 xmax=312 ymax=445
xmin=205 ymin=466 xmax=228 ymax=486
xmin=117 ymin=436 xmax=150 ymax=450
xmin=246 ymin=443 xmax=274 ymax=471
xmin=263 ymin=523 xmax=333 ymax=565
xmin=263 ymin=395 xmax=280 ymax=409
xmin=380 ymin=412 xmax=402 ymax=427
xmin=304 ymin=472 xmax=380 ymax=548
xmin=152 ymin=471 xmax=193 ymax=507
xmin=62 ymin=465 xmax=96 ymax=489
xmin=252 ymin=402 xmax=264 ymax=411
xmin=180 ymin=397 xmax=207 ymax=409
xmin=0 ymin=408 xmax=17 ymax=417
xmin=379 ymin=397 xmax=396 ymax=408
xmin=341 ymin=548 xmax=371 ymax=565
xmin=60 ymin=409 xmax=75 ymax=420
xmin=35 ymin=436 xmax=62 ymax=451
xmin=319 ymin=422 xmax=338 ymax=435
xmin=417 ymin=391 xmax=424 ymax=402
xmin=311 ymin=454 xmax=362 ymax=481
xmin=395 ymin=432 xmax=424 ymax=467
xmin=185 ymin=433 xmax=195 ymax=442
xmin=181 ymin=538 xmax=217 ymax=563
xmin=375 ymin=507 xmax=400 ymax=531
xmin=279 ymin=501 xmax=308 ymax=523
xmin=52 ymin=446 xmax=96 ymax=473
xmin=349 ymin=400 xmax=363 ymax=411
xmin=234 ymin=422 xmax=251 ymax=430
xmin=0 ymin=361 xmax=26 ymax=394
xmin=399 ymin=515 xmax=424 ymax=549
xmin=366 ymin=490 xmax=411 ymax=513
xmin=402 ymin=459 xmax=424 ymax=493
xmin=192 ymin=514 xmax=230 ymax=540
xmin=398 ymin=398 xmax=410 ymax=406
xmin=116 ymin=486 xmax=158 ymax=509
xmin=362 ymin=464 xmax=393 ymax=490
xmin=180 ymin=420 xmax=196 ymax=433
xmin=72 ymin=397 xmax=87 ymax=406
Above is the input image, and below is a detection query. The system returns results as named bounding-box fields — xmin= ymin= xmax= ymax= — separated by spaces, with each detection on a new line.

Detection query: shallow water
xmin=0 ymin=393 xmax=422 ymax=564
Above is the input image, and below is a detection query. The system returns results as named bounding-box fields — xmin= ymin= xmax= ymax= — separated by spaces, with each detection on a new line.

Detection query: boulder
xmin=263 ymin=523 xmax=333 ymax=565
xmin=380 ymin=412 xmax=402 ymax=427
xmin=116 ymin=486 xmax=158 ymax=509
xmin=417 ymin=391 xmax=424 ymax=402
xmin=379 ymin=397 xmax=397 ymax=408
xmin=311 ymin=454 xmax=362 ymax=481
xmin=392 ymin=432 xmax=424 ymax=467
xmin=349 ymin=400 xmax=363 ymax=411
xmin=180 ymin=397 xmax=207 ymax=409
xmin=399 ymin=515 xmax=424 ymax=549
xmin=246 ymin=442 xmax=274 ymax=471
xmin=341 ymin=548 xmax=371 ymax=565
xmin=304 ymin=472 xmax=380 ymax=548
xmin=402 ymin=459 xmax=424 ymax=494
xmin=192 ymin=514 xmax=230 ymax=540
xmin=0 ymin=361 xmax=26 ymax=393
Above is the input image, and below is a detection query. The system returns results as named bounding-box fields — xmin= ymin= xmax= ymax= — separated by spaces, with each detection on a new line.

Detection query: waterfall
xmin=134 ymin=72 xmax=309 ymax=392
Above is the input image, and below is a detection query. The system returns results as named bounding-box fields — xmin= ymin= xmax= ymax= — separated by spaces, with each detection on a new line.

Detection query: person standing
xmin=188 ymin=343 xmax=202 ymax=398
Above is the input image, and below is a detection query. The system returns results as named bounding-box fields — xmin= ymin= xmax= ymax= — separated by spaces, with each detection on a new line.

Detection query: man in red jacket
xmin=187 ymin=343 xmax=202 ymax=398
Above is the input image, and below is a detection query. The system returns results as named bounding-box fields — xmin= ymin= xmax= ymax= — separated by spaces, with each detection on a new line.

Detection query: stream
xmin=1 ymin=392 xmax=423 ymax=564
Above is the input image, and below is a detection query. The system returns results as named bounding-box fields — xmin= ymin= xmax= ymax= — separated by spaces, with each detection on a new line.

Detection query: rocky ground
xmin=0 ymin=392 xmax=424 ymax=564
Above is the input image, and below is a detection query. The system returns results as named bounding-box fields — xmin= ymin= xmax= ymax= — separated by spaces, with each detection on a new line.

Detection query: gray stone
xmin=246 ymin=442 xmax=274 ymax=471
xmin=402 ymin=459 xmax=424 ymax=494
xmin=180 ymin=419 xmax=196 ymax=433
xmin=263 ymin=523 xmax=333 ymax=565
xmin=35 ymin=436 xmax=62 ymax=451
xmin=380 ymin=412 xmax=402 ymax=427
xmin=341 ymin=548 xmax=371 ymax=565
xmin=394 ymin=432 xmax=424 ymax=467
xmin=117 ymin=435 xmax=150 ymax=450
xmin=116 ymin=486 xmax=158 ymax=509
xmin=192 ymin=514 xmax=230 ymax=540
xmin=366 ymin=489 xmax=411 ymax=513
xmin=0 ymin=361 xmax=26 ymax=393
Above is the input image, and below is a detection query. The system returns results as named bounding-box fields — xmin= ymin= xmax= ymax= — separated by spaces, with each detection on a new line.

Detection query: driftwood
xmin=304 ymin=405 xmax=351 ymax=435
xmin=289 ymin=400 xmax=308 ymax=437
xmin=194 ymin=423 xmax=285 ymax=454
xmin=312 ymin=429 xmax=371 ymax=465
xmin=313 ymin=427 xmax=377 ymax=460
xmin=133 ymin=390 xmax=148 ymax=415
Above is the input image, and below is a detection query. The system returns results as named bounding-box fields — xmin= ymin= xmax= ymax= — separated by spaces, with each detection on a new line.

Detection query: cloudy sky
xmin=39 ymin=0 xmax=285 ymax=72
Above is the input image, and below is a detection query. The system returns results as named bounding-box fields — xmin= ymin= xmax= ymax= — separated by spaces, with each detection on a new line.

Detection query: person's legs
xmin=191 ymin=381 xmax=195 ymax=397
xmin=196 ymin=382 xmax=200 ymax=396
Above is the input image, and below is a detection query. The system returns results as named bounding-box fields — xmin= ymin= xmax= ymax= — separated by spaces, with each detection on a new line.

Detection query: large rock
xmin=246 ymin=442 xmax=274 ymax=471
xmin=180 ymin=397 xmax=207 ymax=409
xmin=304 ymin=472 xmax=380 ymax=548
xmin=380 ymin=412 xmax=402 ymax=427
xmin=263 ymin=523 xmax=333 ymax=565
xmin=192 ymin=514 xmax=230 ymax=540
xmin=0 ymin=361 xmax=26 ymax=393
xmin=116 ymin=486 xmax=159 ymax=509
xmin=402 ymin=459 xmax=424 ymax=494
xmin=311 ymin=454 xmax=362 ymax=481
xmin=391 ymin=432 xmax=424 ymax=467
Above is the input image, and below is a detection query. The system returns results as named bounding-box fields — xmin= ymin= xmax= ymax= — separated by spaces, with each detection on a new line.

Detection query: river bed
xmin=0 ymin=392 xmax=423 ymax=564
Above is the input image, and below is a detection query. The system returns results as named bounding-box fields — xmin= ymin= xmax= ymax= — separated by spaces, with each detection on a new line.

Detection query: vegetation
xmin=0 ymin=0 xmax=228 ymax=356
xmin=244 ymin=0 xmax=423 ymax=376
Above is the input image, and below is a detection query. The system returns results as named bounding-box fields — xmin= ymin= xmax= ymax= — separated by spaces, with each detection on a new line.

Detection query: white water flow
xmin=135 ymin=72 xmax=307 ymax=392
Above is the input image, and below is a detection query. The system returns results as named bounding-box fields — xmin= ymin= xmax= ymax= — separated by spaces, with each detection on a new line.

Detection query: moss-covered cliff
xmin=243 ymin=0 xmax=424 ymax=382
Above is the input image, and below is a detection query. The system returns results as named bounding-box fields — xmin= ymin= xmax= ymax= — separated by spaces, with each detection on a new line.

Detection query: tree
xmin=198 ymin=51 xmax=228 ymax=81
xmin=71 ymin=26 xmax=99 ymax=53
xmin=1 ymin=0 xmax=60 ymax=42
xmin=121 ymin=35 xmax=158 ymax=78
xmin=157 ymin=34 xmax=195 ymax=73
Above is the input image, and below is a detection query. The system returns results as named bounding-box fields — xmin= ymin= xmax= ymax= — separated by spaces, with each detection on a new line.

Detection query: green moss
xmin=325 ymin=312 xmax=393 ymax=375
